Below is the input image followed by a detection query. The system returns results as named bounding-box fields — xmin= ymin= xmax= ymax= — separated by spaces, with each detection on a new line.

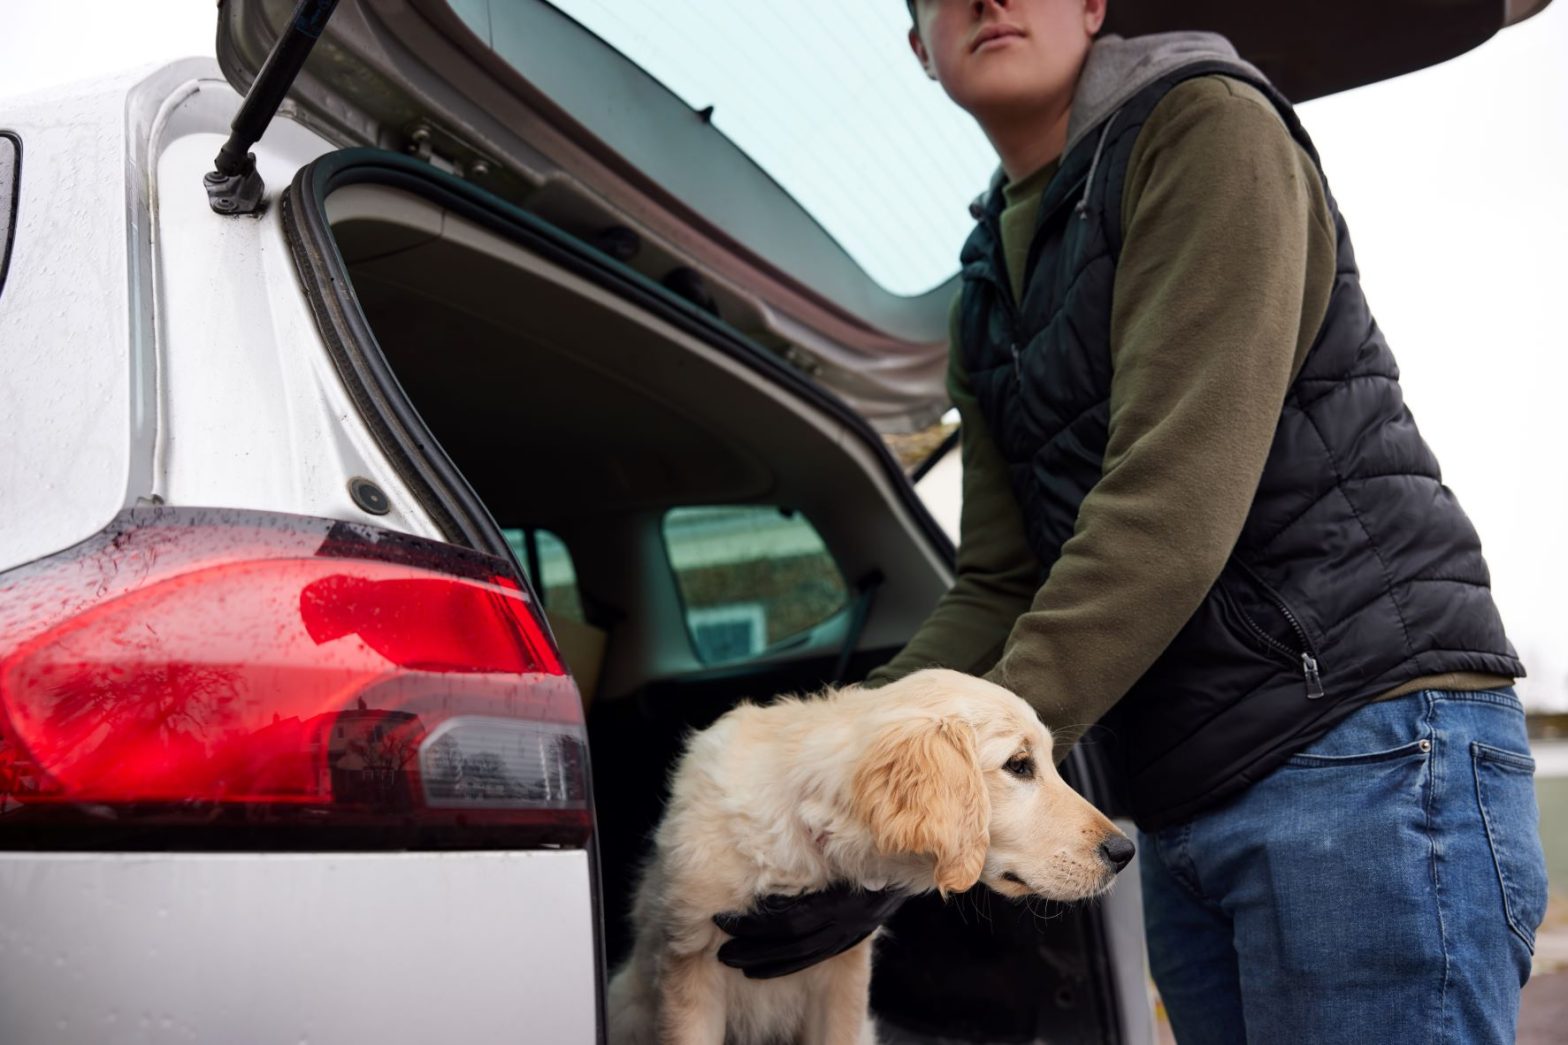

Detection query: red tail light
xmin=0 ymin=509 xmax=589 ymax=848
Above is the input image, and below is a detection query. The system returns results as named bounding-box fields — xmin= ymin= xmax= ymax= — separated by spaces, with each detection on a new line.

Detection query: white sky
xmin=2 ymin=0 xmax=1564 ymax=708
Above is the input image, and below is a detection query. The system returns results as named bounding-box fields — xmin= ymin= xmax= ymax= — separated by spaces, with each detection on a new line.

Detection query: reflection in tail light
xmin=0 ymin=508 xmax=589 ymax=848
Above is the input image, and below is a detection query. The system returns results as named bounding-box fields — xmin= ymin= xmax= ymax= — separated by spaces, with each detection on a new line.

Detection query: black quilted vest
xmin=958 ymin=63 xmax=1522 ymax=829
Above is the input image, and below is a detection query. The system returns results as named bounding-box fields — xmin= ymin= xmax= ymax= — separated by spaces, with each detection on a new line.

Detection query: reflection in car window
xmin=663 ymin=506 xmax=847 ymax=664
xmin=503 ymin=527 xmax=584 ymax=623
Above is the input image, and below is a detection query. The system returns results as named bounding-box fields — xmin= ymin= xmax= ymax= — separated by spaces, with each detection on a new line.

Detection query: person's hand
xmin=711 ymin=883 xmax=908 ymax=979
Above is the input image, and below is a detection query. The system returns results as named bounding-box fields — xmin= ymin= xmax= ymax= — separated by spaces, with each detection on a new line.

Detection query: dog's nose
xmin=1099 ymin=835 xmax=1135 ymax=872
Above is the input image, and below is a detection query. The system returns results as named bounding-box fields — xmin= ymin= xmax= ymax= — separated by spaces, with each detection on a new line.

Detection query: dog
xmin=606 ymin=667 xmax=1133 ymax=1045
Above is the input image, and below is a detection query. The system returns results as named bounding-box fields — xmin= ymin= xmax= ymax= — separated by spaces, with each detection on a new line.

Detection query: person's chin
xmin=952 ymin=73 xmax=1058 ymax=115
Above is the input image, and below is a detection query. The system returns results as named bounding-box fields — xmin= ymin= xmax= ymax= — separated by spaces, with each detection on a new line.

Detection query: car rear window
xmin=517 ymin=4 xmax=994 ymax=296
xmin=662 ymin=506 xmax=847 ymax=663
xmin=503 ymin=527 xmax=584 ymax=624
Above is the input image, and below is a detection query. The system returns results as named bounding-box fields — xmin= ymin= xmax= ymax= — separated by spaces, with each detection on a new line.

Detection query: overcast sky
xmin=2 ymin=1 xmax=1564 ymax=708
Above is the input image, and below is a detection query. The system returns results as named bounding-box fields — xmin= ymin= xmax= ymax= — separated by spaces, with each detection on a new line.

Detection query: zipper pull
xmin=1302 ymin=653 xmax=1325 ymax=700
xmin=1010 ymin=342 xmax=1022 ymax=381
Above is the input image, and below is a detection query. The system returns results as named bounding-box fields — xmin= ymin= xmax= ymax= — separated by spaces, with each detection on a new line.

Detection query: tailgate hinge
xmin=204 ymin=0 xmax=339 ymax=216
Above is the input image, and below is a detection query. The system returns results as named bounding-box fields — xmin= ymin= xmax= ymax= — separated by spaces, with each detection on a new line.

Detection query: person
xmin=713 ymin=1 xmax=1550 ymax=1041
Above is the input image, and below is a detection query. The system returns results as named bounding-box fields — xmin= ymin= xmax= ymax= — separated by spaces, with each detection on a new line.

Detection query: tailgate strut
xmin=204 ymin=0 xmax=339 ymax=215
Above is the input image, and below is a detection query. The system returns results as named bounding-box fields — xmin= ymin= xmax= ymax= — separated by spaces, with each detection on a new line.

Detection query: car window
xmin=662 ymin=506 xmax=847 ymax=664
xmin=492 ymin=4 xmax=993 ymax=296
xmin=502 ymin=527 xmax=584 ymax=623
xmin=0 ymin=134 xmax=19 ymax=303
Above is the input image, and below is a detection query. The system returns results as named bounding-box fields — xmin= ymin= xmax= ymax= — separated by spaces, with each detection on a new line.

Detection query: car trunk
xmin=287 ymin=150 xmax=1134 ymax=1041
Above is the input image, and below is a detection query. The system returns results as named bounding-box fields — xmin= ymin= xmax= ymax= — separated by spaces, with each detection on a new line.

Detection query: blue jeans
xmin=1140 ymin=688 xmax=1549 ymax=1044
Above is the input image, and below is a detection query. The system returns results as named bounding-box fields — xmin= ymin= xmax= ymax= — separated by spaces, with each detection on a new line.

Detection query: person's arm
xmin=985 ymin=76 xmax=1337 ymax=757
xmin=863 ymin=301 xmax=1040 ymax=688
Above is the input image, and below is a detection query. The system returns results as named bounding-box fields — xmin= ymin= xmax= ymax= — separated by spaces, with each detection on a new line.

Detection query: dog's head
xmin=849 ymin=668 xmax=1131 ymax=900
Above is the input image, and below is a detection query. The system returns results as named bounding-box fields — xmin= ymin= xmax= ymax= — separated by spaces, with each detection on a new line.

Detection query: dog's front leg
xmin=656 ymin=950 xmax=727 ymax=1045
xmin=802 ymin=938 xmax=878 ymax=1045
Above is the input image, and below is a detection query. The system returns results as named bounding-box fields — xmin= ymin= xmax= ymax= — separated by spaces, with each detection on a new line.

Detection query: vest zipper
xmin=1233 ymin=562 xmax=1325 ymax=700
xmin=1017 ymin=168 xmax=1091 ymax=301
xmin=1302 ymin=652 xmax=1325 ymax=700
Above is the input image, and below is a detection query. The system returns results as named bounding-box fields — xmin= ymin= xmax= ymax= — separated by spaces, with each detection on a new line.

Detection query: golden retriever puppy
xmin=606 ymin=667 xmax=1131 ymax=1045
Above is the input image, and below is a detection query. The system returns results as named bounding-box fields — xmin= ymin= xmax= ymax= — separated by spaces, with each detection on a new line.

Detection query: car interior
xmin=313 ymin=174 xmax=1128 ymax=1042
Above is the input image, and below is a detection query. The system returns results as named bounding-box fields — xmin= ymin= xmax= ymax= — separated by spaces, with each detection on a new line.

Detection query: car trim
xmin=281 ymin=163 xmax=510 ymax=560
xmin=0 ymin=133 xmax=18 ymax=304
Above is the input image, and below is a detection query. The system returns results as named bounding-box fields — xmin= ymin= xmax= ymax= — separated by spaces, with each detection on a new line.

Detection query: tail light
xmin=0 ymin=508 xmax=589 ymax=849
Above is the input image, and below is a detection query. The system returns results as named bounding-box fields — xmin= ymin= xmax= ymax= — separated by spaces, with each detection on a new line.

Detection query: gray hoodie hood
xmin=976 ymin=31 xmax=1268 ymax=210
xmin=1064 ymin=31 xmax=1265 ymax=155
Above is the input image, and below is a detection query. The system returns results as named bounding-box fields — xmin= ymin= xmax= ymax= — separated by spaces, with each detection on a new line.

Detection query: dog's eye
xmin=1003 ymin=754 xmax=1035 ymax=779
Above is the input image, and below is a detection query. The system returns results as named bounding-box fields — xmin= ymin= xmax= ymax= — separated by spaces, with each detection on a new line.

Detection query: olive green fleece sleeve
xmin=983 ymin=76 xmax=1336 ymax=755
xmin=863 ymin=297 xmax=1042 ymax=687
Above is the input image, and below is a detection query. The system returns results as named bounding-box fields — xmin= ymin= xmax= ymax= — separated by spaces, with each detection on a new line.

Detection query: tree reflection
xmin=328 ymin=710 xmax=423 ymax=808
xmin=423 ymin=733 xmax=528 ymax=803
xmin=21 ymin=659 xmax=242 ymax=798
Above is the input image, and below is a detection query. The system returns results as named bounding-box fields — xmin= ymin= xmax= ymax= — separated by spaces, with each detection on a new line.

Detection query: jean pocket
xmin=1472 ymin=741 xmax=1549 ymax=951
xmin=1285 ymin=737 xmax=1430 ymax=768
xmin=1283 ymin=695 xmax=1430 ymax=767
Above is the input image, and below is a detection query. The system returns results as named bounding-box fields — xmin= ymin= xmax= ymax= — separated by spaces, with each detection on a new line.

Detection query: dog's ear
xmin=851 ymin=716 xmax=990 ymax=896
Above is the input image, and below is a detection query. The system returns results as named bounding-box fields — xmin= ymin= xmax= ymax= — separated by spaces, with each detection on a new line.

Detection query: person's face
xmin=909 ymin=0 xmax=1106 ymax=117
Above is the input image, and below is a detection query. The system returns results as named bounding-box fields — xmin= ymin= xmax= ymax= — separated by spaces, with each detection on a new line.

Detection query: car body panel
xmin=0 ymin=62 xmax=446 ymax=575
xmin=0 ymin=850 xmax=597 ymax=1044
xmin=151 ymin=92 xmax=442 ymax=542
xmin=0 ymin=74 xmax=142 ymax=575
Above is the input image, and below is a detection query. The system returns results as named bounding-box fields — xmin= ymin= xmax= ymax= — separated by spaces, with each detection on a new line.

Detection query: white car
xmin=0 ymin=2 xmax=1547 ymax=1042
